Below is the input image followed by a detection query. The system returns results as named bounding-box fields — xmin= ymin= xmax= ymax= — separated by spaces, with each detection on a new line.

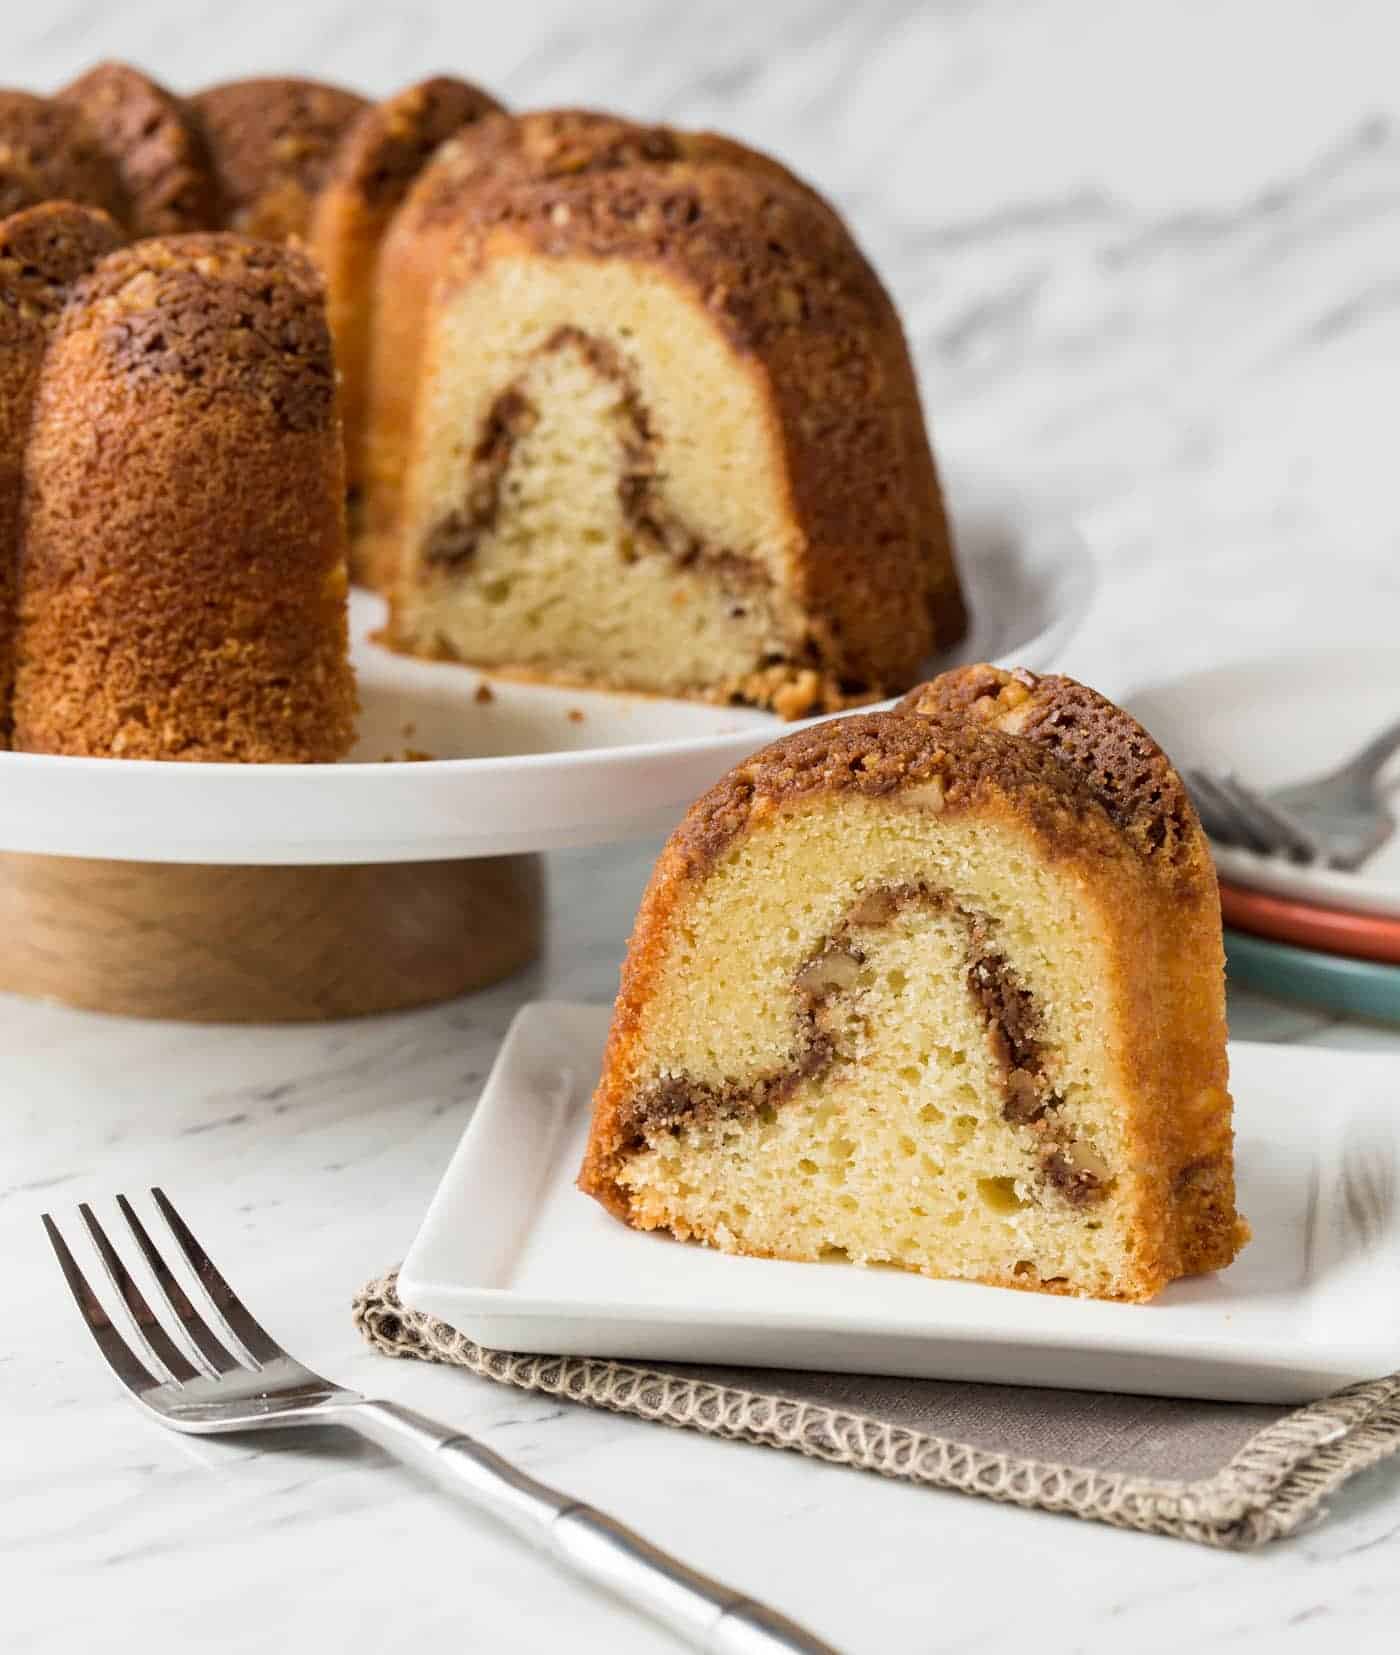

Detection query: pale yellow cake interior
xmin=616 ymin=793 xmax=1153 ymax=1300
xmin=391 ymin=256 xmax=814 ymax=698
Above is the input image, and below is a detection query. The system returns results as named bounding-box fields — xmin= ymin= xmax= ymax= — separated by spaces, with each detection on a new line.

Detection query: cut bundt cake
xmin=0 ymin=63 xmax=962 ymax=743
xmin=380 ymin=122 xmax=963 ymax=713
xmin=0 ymin=202 xmax=125 ymax=745
xmin=579 ymin=665 xmax=1247 ymax=1303
xmin=10 ymin=234 xmax=356 ymax=760
xmin=57 ymin=62 xmax=222 ymax=236
xmin=307 ymin=76 xmax=503 ymax=516
xmin=190 ymin=77 xmax=369 ymax=240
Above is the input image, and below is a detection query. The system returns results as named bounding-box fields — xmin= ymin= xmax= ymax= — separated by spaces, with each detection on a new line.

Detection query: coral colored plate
xmin=0 ymin=468 xmax=1093 ymax=864
xmin=1220 ymin=882 xmax=1400 ymax=965
xmin=399 ymin=1002 xmax=1400 ymax=1405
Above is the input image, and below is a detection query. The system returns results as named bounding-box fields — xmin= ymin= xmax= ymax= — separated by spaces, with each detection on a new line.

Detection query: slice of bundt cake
xmin=307 ymin=76 xmax=503 ymax=515
xmin=0 ymin=203 xmax=125 ymax=746
xmin=382 ymin=135 xmax=963 ymax=713
xmin=579 ymin=665 xmax=1247 ymax=1303
xmin=57 ymin=62 xmax=222 ymax=236
xmin=190 ymin=78 xmax=369 ymax=240
xmin=11 ymin=234 xmax=356 ymax=761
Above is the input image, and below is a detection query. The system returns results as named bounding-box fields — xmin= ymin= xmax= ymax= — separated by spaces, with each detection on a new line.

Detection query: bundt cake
xmin=579 ymin=665 xmax=1248 ymax=1303
xmin=307 ymin=76 xmax=503 ymax=512
xmin=0 ymin=62 xmax=964 ymax=747
xmin=0 ymin=202 xmax=126 ymax=746
xmin=10 ymin=233 xmax=356 ymax=760
xmin=379 ymin=116 xmax=963 ymax=713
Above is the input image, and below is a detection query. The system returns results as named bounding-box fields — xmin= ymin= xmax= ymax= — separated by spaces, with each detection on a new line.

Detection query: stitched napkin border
xmin=354 ymin=1271 xmax=1400 ymax=1549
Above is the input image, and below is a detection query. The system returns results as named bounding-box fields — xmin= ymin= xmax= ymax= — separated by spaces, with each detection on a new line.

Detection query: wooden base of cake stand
xmin=0 ymin=852 xmax=544 ymax=1023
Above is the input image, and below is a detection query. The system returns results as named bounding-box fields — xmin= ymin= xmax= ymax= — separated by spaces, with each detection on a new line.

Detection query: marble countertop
xmin=5 ymin=2 xmax=1400 ymax=1651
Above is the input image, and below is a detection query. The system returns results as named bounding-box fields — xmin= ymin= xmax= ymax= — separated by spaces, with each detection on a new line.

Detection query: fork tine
xmin=116 ymin=1195 xmax=242 ymax=1378
xmin=1187 ymin=770 xmax=1273 ymax=854
xmin=80 ymin=1203 xmax=201 ymax=1384
xmin=1183 ymin=770 xmax=1232 ymax=843
xmin=1204 ymin=771 xmax=1284 ymax=853
xmin=43 ymin=1215 xmax=162 ymax=1398
xmin=1219 ymin=775 xmax=1320 ymax=864
xmin=150 ymin=1188 xmax=283 ymax=1366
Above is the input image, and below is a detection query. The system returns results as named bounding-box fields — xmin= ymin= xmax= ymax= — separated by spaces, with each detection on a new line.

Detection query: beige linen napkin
xmin=354 ymin=1271 xmax=1400 ymax=1549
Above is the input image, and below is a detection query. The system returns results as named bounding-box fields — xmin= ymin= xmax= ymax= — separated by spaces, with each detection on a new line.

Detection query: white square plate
xmin=399 ymin=1003 xmax=1400 ymax=1404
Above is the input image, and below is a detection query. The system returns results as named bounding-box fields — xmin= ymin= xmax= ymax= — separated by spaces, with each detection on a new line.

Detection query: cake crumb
xmin=474 ymin=682 xmax=495 ymax=704
xmin=567 ymin=707 xmax=585 ymax=724
xmin=772 ymin=670 xmax=823 ymax=721
xmin=400 ymin=720 xmax=417 ymax=739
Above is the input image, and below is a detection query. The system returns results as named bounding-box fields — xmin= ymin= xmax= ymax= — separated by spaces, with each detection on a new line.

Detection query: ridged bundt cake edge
xmin=0 ymin=202 xmax=126 ymax=747
xmin=11 ymin=231 xmax=356 ymax=762
xmin=57 ymin=61 xmax=222 ymax=236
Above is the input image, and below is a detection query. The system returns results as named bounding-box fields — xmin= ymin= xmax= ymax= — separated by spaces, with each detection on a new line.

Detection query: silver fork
xmin=1184 ymin=713 xmax=1400 ymax=870
xmin=44 ymin=1190 xmax=836 ymax=1655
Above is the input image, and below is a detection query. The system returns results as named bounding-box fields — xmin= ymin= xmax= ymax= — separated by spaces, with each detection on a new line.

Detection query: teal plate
xmin=1226 ymin=928 xmax=1400 ymax=1024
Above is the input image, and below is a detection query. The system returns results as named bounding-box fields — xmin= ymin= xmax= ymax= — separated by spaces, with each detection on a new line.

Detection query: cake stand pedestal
xmin=0 ymin=853 xmax=544 ymax=1023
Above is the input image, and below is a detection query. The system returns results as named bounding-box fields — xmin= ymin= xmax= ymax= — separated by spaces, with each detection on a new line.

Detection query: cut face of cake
xmin=359 ymin=109 xmax=835 ymax=582
xmin=380 ymin=128 xmax=963 ymax=714
xmin=579 ymin=666 xmax=1248 ymax=1303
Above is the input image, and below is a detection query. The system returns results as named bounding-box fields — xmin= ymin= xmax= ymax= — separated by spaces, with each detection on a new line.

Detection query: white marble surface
xmin=5 ymin=2 xmax=1400 ymax=1651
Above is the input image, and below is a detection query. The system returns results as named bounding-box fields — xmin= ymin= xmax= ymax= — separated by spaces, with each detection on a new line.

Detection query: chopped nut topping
xmin=794 ymin=947 xmax=862 ymax=1000
xmin=847 ymin=887 xmax=898 ymax=927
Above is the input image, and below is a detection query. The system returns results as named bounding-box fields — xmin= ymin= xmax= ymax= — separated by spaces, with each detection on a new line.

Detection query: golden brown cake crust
xmin=11 ymin=233 xmax=356 ymax=762
xmin=72 ymin=233 xmax=338 ymax=428
xmin=415 ymin=157 xmax=960 ymax=694
xmin=0 ymin=90 xmax=128 ymax=224
xmin=0 ymin=201 xmax=127 ymax=339
xmin=579 ymin=666 xmax=1244 ymax=1297
xmin=898 ymin=665 xmax=1243 ymax=1279
xmin=308 ymin=76 xmax=503 ymax=508
xmin=0 ymin=202 xmax=125 ymax=744
xmin=57 ymin=61 xmax=221 ymax=236
xmin=656 ymin=703 xmax=1133 ymax=882
xmin=191 ymin=78 xmax=369 ymax=239
xmin=898 ymin=665 xmax=1198 ymax=867
xmin=319 ymin=76 xmax=503 ymax=211
xmin=399 ymin=109 xmax=814 ymax=228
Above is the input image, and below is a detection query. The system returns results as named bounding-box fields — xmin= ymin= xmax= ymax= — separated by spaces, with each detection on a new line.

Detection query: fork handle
xmin=348 ymin=1400 xmax=837 ymax=1653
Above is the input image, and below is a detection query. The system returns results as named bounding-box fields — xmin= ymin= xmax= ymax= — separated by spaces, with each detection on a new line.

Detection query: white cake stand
xmin=0 ymin=469 xmax=1093 ymax=1020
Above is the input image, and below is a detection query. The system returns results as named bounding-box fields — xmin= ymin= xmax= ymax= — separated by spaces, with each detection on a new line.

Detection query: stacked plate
xmin=1127 ymin=649 xmax=1400 ymax=1025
